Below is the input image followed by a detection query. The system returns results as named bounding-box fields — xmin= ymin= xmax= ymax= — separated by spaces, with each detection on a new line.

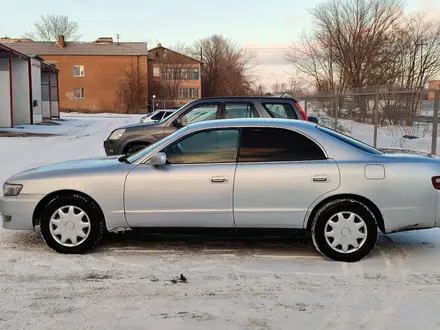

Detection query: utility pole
xmin=416 ymin=40 xmax=428 ymax=80
xmin=200 ymin=46 xmax=203 ymax=97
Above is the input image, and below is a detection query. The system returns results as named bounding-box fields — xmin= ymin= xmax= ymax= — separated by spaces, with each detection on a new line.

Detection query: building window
xmin=74 ymin=88 xmax=85 ymax=99
xmin=153 ymin=66 xmax=161 ymax=77
xmin=163 ymin=67 xmax=200 ymax=80
xmin=73 ymin=65 xmax=84 ymax=77
xmin=178 ymin=88 xmax=199 ymax=99
xmin=192 ymin=68 xmax=199 ymax=80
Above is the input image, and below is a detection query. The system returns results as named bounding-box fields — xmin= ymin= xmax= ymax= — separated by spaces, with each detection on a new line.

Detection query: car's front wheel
xmin=40 ymin=193 xmax=105 ymax=254
xmin=311 ymin=199 xmax=378 ymax=262
xmin=125 ymin=144 xmax=148 ymax=156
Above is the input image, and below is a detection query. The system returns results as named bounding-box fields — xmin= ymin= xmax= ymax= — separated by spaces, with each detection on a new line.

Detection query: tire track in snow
xmin=357 ymin=243 xmax=408 ymax=329
xmin=316 ymin=261 xmax=365 ymax=330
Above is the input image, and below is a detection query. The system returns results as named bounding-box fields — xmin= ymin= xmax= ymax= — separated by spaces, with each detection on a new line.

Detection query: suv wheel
xmin=125 ymin=144 xmax=148 ymax=156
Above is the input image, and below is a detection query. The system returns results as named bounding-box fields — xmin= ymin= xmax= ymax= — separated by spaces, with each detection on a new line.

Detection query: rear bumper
xmin=0 ymin=194 xmax=44 ymax=230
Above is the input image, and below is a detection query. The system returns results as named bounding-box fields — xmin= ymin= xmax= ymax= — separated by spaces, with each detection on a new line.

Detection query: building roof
xmin=0 ymin=43 xmax=58 ymax=71
xmin=148 ymin=44 xmax=202 ymax=64
xmin=5 ymin=41 xmax=149 ymax=56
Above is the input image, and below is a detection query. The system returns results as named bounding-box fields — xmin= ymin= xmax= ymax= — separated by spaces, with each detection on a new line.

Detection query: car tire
xmin=125 ymin=144 xmax=147 ymax=156
xmin=311 ymin=199 xmax=378 ymax=262
xmin=40 ymin=193 xmax=105 ymax=254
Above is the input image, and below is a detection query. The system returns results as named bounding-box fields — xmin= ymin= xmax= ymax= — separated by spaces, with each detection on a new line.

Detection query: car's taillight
xmin=296 ymin=102 xmax=308 ymax=121
xmin=432 ymin=176 xmax=440 ymax=189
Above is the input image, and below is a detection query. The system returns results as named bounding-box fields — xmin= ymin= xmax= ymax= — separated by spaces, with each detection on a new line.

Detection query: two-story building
xmin=148 ymin=44 xmax=202 ymax=108
xmin=5 ymin=36 xmax=149 ymax=113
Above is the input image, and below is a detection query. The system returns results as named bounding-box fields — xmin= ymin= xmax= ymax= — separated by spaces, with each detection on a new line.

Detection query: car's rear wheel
xmin=311 ymin=199 xmax=378 ymax=262
xmin=40 ymin=194 xmax=105 ymax=254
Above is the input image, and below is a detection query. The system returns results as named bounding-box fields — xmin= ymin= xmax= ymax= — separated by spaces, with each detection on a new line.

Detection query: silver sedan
xmin=2 ymin=118 xmax=440 ymax=262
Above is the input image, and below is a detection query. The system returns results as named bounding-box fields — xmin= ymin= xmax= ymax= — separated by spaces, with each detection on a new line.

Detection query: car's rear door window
xmin=164 ymin=129 xmax=240 ymax=164
xmin=223 ymin=103 xmax=259 ymax=119
xmin=238 ymin=127 xmax=326 ymax=162
xmin=262 ymin=103 xmax=298 ymax=119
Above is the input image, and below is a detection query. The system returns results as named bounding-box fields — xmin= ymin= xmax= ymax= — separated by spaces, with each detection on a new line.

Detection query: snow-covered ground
xmin=2 ymin=113 xmax=440 ymax=329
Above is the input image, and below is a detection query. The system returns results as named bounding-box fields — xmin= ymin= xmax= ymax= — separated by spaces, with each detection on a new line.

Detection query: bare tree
xmin=190 ymin=35 xmax=257 ymax=97
xmin=116 ymin=61 xmax=148 ymax=114
xmin=24 ymin=14 xmax=82 ymax=41
xmin=285 ymin=0 xmax=428 ymax=121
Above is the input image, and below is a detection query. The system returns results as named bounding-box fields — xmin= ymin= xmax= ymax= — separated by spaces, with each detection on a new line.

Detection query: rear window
xmin=316 ymin=126 xmax=382 ymax=155
xmin=262 ymin=103 xmax=298 ymax=119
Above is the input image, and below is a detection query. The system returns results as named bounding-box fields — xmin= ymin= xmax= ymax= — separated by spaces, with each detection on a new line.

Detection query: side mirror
xmin=149 ymin=152 xmax=167 ymax=166
xmin=308 ymin=116 xmax=319 ymax=124
xmin=173 ymin=118 xmax=183 ymax=128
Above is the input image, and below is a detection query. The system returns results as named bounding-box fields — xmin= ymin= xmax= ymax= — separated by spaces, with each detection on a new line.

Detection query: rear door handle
xmin=210 ymin=176 xmax=228 ymax=183
xmin=312 ymin=175 xmax=329 ymax=182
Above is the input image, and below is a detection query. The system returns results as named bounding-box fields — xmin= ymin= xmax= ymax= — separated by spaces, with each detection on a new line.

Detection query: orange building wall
xmin=147 ymin=60 xmax=201 ymax=107
xmin=42 ymin=55 xmax=148 ymax=112
xmin=428 ymin=80 xmax=440 ymax=101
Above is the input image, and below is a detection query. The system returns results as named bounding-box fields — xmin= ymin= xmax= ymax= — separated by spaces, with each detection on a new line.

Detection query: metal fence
xmin=301 ymin=89 xmax=440 ymax=155
xmin=151 ymin=99 xmax=185 ymax=111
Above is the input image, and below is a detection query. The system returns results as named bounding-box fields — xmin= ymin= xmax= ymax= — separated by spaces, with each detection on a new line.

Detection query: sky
xmin=2 ymin=0 xmax=440 ymax=90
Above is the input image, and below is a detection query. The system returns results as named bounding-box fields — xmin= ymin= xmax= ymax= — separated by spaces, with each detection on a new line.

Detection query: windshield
xmin=126 ymin=128 xmax=188 ymax=163
xmin=157 ymin=105 xmax=186 ymax=123
xmin=316 ymin=125 xmax=383 ymax=155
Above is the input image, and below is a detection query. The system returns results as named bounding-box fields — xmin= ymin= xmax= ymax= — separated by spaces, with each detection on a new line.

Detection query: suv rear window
xmin=262 ymin=103 xmax=298 ymax=119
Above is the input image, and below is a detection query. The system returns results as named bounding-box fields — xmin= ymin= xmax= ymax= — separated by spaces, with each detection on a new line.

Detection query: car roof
xmin=197 ymin=96 xmax=298 ymax=102
xmin=185 ymin=118 xmax=316 ymax=131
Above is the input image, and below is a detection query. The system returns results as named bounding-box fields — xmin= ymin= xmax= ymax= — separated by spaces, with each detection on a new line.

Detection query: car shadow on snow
xmin=1 ymin=229 xmax=439 ymax=260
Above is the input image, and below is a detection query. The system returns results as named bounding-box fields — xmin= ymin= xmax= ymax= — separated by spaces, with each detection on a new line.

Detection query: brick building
xmin=428 ymin=80 xmax=440 ymax=100
xmin=148 ymin=44 xmax=202 ymax=108
xmin=5 ymin=36 xmax=149 ymax=112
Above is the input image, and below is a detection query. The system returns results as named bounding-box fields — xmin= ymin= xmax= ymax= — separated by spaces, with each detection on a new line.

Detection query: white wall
xmin=51 ymin=101 xmax=59 ymax=117
xmin=42 ymin=101 xmax=50 ymax=118
xmin=11 ymin=58 xmax=30 ymax=125
xmin=0 ymin=59 xmax=11 ymax=128
xmin=31 ymin=58 xmax=42 ymax=124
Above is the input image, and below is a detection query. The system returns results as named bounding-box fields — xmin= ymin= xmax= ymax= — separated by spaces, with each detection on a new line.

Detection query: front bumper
xmin=0 ymin=194 xmax=44 ymax=230
xmin=104 ymin=140 xmax=118 ymax=156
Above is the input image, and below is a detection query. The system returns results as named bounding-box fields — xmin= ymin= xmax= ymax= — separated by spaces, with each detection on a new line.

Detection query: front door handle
xmin=210 ymin=176 xmax=228 ymax=183
xmin=312 ymin=175 xmax=329 ymax=182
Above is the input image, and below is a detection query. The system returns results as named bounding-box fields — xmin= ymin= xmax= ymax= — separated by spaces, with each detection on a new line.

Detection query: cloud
xmin=410 ymin=0 xmax=440 ymax=21
xmin=241 ymin=42 xmax=294 ymax=86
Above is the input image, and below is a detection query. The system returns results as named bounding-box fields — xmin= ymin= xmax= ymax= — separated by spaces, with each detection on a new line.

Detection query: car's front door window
xmin=163 ymin=129 xmax=239 ymax=164
xmin=180 ymin=104 xmax=220 ymax=127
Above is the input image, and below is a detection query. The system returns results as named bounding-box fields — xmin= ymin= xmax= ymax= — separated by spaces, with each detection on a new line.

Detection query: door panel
xmin=125 ymin=127 xmax=240 ymax=228
xmin=125 ymin=163 xmax=237 ymax=227
xmin=233 ymin=160 xmax=340 ymax=228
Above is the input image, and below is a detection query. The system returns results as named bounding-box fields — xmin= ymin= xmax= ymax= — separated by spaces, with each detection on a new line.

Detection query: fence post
xmin=334 ymin=93 xmax=339 ymax=131
xmin=431 ymin=90 xmax=439 ymax=155
xmin=304 ymin=99 xmax=308 ymax=115
xmin=373 ymin=90 xmax=379 ymax=148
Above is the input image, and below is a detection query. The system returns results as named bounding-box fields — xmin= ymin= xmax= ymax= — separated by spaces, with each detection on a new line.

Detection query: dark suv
xmin=104 ymin=96 xmax=317 ymax=156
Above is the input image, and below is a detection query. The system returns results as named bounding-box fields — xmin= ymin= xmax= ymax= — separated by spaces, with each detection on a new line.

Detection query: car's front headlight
xmin=3 ymin=183 xmax=23 ymax=196
xmin=108 ymin=129 xmax=126 ymax=140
